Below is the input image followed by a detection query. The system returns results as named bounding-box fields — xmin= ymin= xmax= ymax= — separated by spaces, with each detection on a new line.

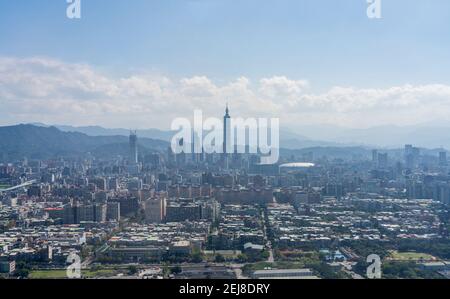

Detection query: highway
xmin=0 ymin=180 xmax=36 ymax=193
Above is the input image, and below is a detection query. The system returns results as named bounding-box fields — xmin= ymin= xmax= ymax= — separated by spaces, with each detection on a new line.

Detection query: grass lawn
xmin=29 ymin=269 xmax=117 ymax=279
xmin=389 ymin=251 xmax=436 ymax=261
xmin=204 ymin=250 xmax=242 ymax=261
xmin=29 ymin=270 xmax=67 ymax=279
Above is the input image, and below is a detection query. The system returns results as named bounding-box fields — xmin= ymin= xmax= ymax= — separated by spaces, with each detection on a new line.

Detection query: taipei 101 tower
xmin=223 ymin=104 xmax=231 ymax=169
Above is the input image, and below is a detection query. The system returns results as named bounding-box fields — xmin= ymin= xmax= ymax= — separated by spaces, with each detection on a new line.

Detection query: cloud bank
xmin=1 ymin=57 xmax=450 ymax=130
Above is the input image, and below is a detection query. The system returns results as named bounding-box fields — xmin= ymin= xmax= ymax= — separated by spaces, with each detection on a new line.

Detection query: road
xmin=260 ymin=208 xmax=275 ymax=263
xmin=0 ymin=180 xmax=37 ymax=193
xmin=341 ymin=262 xmax=365 ymax=279
xmin=229 ymin=264 xmax=248 ymax=279
xmin=81 ymin=256 xmax=94 ymax=269
xmin=267 ymin=243 xmax=275 ymax=263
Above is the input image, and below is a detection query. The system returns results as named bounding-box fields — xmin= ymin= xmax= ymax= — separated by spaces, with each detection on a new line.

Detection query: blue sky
xmin=1 ymin=0 xmax=450 ymax=129
xmin=1 ymin=0 xmax=449 ymax=90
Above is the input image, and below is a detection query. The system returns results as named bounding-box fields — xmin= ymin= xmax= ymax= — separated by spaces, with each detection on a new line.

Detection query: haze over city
xmin=1 ymin=0 xmax=450 ymax=135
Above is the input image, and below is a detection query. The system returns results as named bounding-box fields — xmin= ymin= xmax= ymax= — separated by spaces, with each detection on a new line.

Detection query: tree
xmin=191 ymin=252 xmax=204 ymax=263
xmin=237 ymin=254 xmax=248 ymax=263
xmin=14 ymin=261 xmax=31 ymax=278
xmin=14 ymin=268 xmax=30 ymax=279
xmin=128 ymin=265 xmax=138 ymax=275
xmin=170 ymin=266 xmax=182 ymax=275
xmin=215 ymin=254 xmax=225 ymax=263
xmin=261 ymin=250 xmax=270 ymax=260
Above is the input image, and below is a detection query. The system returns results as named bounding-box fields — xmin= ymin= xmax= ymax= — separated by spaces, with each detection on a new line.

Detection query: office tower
xmin=325 ymin=183 xmax=344 ymax=200
xmin=167 ymin=145 xmax=174 ymax=163
xmin=91 ymin=177 xmax=107 ymax=191
xmin=106 ymin=202 xmax=121 ymax=222
xmin=406 ymin=180 xmax=424 ymax=200
xmin=378 ymin=153 xmax=388 ymax=169
xmin=191 ymin=131 xmax=202 ymax=164
xmin=201 ymin=199 xmax=221 ymax=222
xmin=372 ymin=149 xmax=378 ymax=164
xmin=144 ymin=198 xmax=166 ymax=223
xmin=93 ymin=204 xmax=107 ymax=223
xmin=439 ymin=151 xmax=448 ymax=166
xmin=175 ymin=138 xmax=186 ymax=166
xmin=405 ymin=144 xmax=413 ymax=154
xmin=179 ymin=185 xmax=192 ymax=198
xmin=168 ymin=185 xmax=179 ymax=198
xmin=27 ymin=185 xmax=42 ymax=197
xmin=127 ymin=178 xmax=143 ymax=191
xmin=144 ymin=153 xmax=161 ymax=169
xmin=405 ymin=144 xmax=416 ymax=169
xmin=112 ymin=197 xmax=140 ymax=217
xmin=129 ymin=131 xmax=138 ymax=164
xmin=108 ymin=178 xmax=119 ymax=191
xmin=412 ymin=147 xmax=420 ymax=162
xmin=82 ymin=204 xmax=96 ymax=222
xmin=405 ymin=145 xmax=413 ymax=163
xmin=165 ymin=202 xmax=202 ymax=222
xmin=63 ymin=204 xmax=77 ymax=224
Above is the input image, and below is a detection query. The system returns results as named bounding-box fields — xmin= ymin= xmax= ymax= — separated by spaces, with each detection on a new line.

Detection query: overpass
xmin=0 ymin=180 xmax=37 ymax=193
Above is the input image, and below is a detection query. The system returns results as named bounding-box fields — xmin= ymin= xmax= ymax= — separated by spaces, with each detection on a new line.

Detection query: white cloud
xmin=1 ymin=57 xmax=450 ymax=129
xmin=180 ymin=76 xmax=218 ymax=97
xmin=259 ymin=76 xmax=309 ymax=98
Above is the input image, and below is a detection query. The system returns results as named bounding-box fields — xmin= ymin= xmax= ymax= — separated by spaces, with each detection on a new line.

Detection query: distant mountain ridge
xmin=30 ymin=123 xmax=175 ymax=142
xmin=25 ymin=122 xmax=450 ymax=150
xmin=30 ymin=123 xmax=353 ymax=149
xmin=0 ymin=124 xmax=446 ymax=162
xmin=0 ymin=124 xmax=168 ymax=161
xmin=290 ymin=124 xmax=450 ymax=149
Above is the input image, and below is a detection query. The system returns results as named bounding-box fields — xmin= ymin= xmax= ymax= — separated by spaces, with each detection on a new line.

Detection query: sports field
xmin=389 ymin=251 xmax=436 ymax=261
xmin=29 ymin=269 xmax=116 ymax=279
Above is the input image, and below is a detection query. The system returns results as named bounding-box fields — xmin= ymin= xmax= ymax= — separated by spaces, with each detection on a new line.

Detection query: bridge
xmin=0 ymin=180 xmax=37 ymax=193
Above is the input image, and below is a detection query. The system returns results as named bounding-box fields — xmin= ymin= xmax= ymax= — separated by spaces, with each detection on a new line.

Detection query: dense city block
xmin=1 ymin=116 xmax=450 ymax=279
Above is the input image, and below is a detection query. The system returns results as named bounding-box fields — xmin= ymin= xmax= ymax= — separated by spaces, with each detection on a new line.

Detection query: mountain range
xmin=30 ymin=122 xmax=450 ymax=150
xmin=0 ymin=125 xmax=168 ymax=161
xmin=292 ymin=124 xmax=450 ymax=149
xmin=30 ymin=123 xmax=353 ymax=149
xmin=0 ymin=124 xmax=447 ymax=162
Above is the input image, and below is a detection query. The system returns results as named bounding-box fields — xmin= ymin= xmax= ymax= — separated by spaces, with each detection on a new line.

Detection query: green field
xmin=29 ymin=269 xmax=116 ymax=279
xmin=204 ymin=250 xmax=242 ymax=261
xmin=389 ymin=251 xmax=436 ymax=261
xmin=243 ymin=261 xmax=308 ymax=273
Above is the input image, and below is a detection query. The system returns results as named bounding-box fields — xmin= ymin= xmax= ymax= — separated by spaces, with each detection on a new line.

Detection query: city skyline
xmin=2 ymin=1 xmax=450 ymax=284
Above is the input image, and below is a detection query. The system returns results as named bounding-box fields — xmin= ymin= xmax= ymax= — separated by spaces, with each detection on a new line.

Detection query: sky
xmin=1 ymin=0 xmax=450 ymax=130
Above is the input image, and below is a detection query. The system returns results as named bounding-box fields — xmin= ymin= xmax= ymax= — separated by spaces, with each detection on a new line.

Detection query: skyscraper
xmin=223 ymin=104 xmax=231 ymax=153
xmin=129 ymin=131 xmax=138 ymax=164
xmin=377 ymin=153 xmax=388 ymax=169
xmin=439 ymin=151 xmax=448 ymax=166
xmin=223 ymin=104 xmax=231 ymax=169
xmin=144 ymin=197 xmax=166 ymax=223
xmin=405 ymin=144 xmax=419 ymax=169
xmin=372 ymin=149 xmax=378 ymax=165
